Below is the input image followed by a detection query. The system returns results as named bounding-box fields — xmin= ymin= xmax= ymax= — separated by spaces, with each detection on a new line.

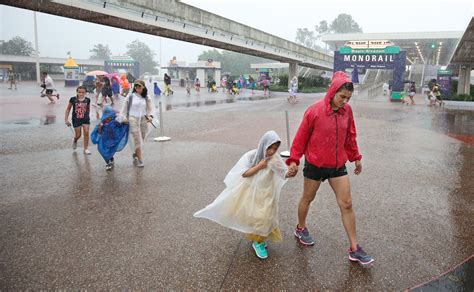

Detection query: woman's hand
xmin=65 ymin=121 xmax=71 ymax=127
xmin=286 ymin=162 xmax=299 ymax=177
xmin=354 ymin=160 xmax=362 ymax=175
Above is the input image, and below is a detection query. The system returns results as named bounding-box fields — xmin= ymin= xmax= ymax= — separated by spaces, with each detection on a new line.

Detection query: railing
xmin=367 ymin=82 xmax=384 ymax=99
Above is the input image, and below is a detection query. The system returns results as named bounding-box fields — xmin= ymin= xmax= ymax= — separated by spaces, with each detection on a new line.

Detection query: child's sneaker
xmin=252 ymin=241 xmax=268 ymax=259
xmin=72 ymin=139 xmax=77 ymax=150
xmin=348 ymin=245 xmax=374 ymax=265
xmin=84 ymin=149 xmax=91 ymax=155
xmin=105 ymin=163 xmax=113 ymax=171
xmin=136 ymin=160 xmax=144 ymax=168
xmin=294 ymin=225 xmax=315 ymax=246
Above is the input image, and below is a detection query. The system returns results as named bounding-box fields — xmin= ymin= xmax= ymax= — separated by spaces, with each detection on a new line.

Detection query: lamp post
xmin=33 ymin=11 xmax=40 ymax=84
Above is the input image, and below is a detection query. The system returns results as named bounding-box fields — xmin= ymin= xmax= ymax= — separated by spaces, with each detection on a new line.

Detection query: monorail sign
xmin=333 ymin=40 xmax=407 ymax=101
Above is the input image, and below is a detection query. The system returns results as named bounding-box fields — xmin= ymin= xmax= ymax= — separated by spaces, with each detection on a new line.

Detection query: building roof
xmin=449 ymin=17 xmax=474 ymax=66
xmin=63 ymin=57 xmax=79 ymax=67
xmin=321 ymin=31 xmax=463 ymax=65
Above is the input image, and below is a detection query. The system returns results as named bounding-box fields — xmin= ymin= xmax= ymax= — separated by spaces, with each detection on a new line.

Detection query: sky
xmin=1 ymin=1 xmax=473 ymax=64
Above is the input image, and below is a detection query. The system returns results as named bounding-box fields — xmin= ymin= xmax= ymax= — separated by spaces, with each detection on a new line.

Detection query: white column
xmin=196 ymin=69 xmax=205 ymax=87
xmin=214 ymin=70 xmax=221 ymax=86
xmin=33 ymin=12 xmax=40 ymax=84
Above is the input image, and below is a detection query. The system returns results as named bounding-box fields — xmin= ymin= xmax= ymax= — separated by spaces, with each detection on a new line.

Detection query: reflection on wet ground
xmin=411 ymin=256 xmax=474 ymax=291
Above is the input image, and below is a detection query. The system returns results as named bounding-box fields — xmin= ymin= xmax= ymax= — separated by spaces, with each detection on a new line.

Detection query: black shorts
xmin=45 ymin=89 xmax=54 ymax=95
xmin=72 ymin=118 xmax=90 ymax=128
xmin=303 ymin=161 xmax=348 ymax=182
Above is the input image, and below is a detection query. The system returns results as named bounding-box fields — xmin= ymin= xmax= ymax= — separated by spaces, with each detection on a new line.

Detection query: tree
xmin=330 ymin=14 xmax=363 ymax=34
xmin=295 ymin=14 xmax=362 ymax=50
xmin=315 ymin=20 xmax=329 ymax=35
xmin=126 ymin=39 xmax=158 ymax=75
xmin=89 ymin=44 xmax=112 ymax=60
xmin=295 ymin=28 xmax=318 ymax=49
xmin=0 ymin=36 xmax=34 ymax=56
xmin=198 ymin=49 xmax=272 ymax=76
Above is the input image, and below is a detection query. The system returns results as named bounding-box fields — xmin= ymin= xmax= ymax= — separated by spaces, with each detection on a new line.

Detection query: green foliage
xmin=89 ymin=44 xmax=112 ymax=60
xmin=449 ymin=80 xmax=474 ymax=99
xmin=266 ymin=84 xmax=326 ymax=93
xmin=450 ymin=94 xmax=473 ymax=101
xmin=277 ymin=74 xmax=330 ymax=89
xmin=198 ymin=49 xmax=271 ymax=75
xmin=0 ymin=36 xmax=34 ymax=56
xmin=295 ymin=28 xmax=318 ymax=49
xmin=330 ymin=14 xmax=363 ymax=33
xmin=126 ymin=39 xmax=159 ymax=75
xmin=278 ymin=75 xmax=288 ymax=86
xmin=295 ymin=14 xmax=362 ymax=49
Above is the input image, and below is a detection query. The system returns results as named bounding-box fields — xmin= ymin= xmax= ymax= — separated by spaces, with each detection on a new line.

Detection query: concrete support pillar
xmin=214 ymin=70 xmax=221 ymax=87
xmin=464 ymin=65 xmax=471 ymax=95
xmin=196 ymin=69 xmax=205 ymax=87
xmin=178 ymin=69 xmax=187 ymax=79
xmin=457 ymin=65 xmax=468 ymax=95
xmin=288 ymin=62 xmax=298 ymax=88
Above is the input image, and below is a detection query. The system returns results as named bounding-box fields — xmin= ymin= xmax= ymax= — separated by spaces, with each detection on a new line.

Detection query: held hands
xmin=286 ymin=162 xmax=299 ymax=178
xmin=354 ymin=160 xmax=362 ymax=175
xmin=65 ymin=121 xmax=71 ymax=127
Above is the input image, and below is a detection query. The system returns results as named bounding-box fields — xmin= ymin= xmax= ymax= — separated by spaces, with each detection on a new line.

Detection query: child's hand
xmin=354 ymin=160 xmax=362 ymax=175
xmin=65 ymin=121 xmax=71 ymax=127
xmin=123 ymin=118 xmax=129 ymax=124
xmin=257 ymin=159 xmax=268 ymax=170
xmin=286 ymin=168 xmax=296 ymax=178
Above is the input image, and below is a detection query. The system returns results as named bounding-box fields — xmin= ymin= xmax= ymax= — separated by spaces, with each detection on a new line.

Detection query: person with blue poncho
xmin=91 ymin=106 xmax=129 ymax=171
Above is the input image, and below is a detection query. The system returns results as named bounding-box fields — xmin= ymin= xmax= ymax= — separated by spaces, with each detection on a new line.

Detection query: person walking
xmin=120 ymin=80 xmax=156 ymax=168
xmin=41 ymin=71 xmax=60 ymax=104
xmin=65 ymin=86 xmax=91 ymax=155
xmin=286 ymin=71 xmax=374 ymax=265
xmin=194 ymin=131 xmax=295 ymax=259
xmin=8 ymin=70 xmax=17 ymax=90
xmin=288 ymin=76 xmax=298 ymax=104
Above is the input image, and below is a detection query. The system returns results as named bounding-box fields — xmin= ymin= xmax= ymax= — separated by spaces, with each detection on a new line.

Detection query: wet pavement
xmin=0 ymin=82 xmax=473 ymax=289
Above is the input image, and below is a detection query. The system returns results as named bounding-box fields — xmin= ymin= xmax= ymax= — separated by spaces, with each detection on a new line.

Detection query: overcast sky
xmin=1 ymin=1 xmax=473 ymax=64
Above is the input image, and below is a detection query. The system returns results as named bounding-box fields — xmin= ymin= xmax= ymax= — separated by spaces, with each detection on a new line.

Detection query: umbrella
xmin=351 ymin=66 xmax=359 ymax=84
xmin=86 ymin=70 xmax=108 ymax=76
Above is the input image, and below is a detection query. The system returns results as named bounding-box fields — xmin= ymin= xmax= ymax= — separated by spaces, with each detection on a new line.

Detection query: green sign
xmin=340 ymin=46 xmax=400 ymax=55
xmin=437 ymin=69 xmax=452 ymax=76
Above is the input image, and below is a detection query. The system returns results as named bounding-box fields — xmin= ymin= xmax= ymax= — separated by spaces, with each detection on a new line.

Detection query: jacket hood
xmin=250 ymin=130 xmax=281 ymax=167
xmin=323 ymin=71 xmax=352 ymax=114
xmin=101 ymin=106 xmax=116 ymax=122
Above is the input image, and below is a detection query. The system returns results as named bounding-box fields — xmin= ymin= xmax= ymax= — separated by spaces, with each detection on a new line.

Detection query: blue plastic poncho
xmin=154 ymin=83 xmax=161 ymax=95
xmin=91 ymin=106 xmax=129 ymax=162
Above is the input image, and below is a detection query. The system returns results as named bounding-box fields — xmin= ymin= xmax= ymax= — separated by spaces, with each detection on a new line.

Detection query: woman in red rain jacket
xmin=286 ymin=71 xmax=374 ymax=265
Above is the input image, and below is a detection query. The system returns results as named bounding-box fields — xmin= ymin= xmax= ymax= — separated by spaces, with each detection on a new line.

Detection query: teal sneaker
xmin=252 ymin=241 xmax=268 ymax=259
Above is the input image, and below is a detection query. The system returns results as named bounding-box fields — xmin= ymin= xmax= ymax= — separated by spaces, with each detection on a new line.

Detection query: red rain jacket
xmin=286 ymin=72 xmax=362 ymax=168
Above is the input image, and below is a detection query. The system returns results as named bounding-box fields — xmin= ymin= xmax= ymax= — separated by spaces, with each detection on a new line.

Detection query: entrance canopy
xmin=322 ymin=31 xmax=462 ymax=65
xmin=449 ymin=17 xmax=474 ymax=67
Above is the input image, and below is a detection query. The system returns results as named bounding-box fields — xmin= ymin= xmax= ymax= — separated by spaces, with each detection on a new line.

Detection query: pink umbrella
xmin=106 ymin=72 xmax=120 ymax=79
xmin=86 ymin=70 xmax=108 ymax=76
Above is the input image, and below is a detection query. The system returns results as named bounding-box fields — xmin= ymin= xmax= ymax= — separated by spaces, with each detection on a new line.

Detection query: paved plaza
xmin=0 ymin=82 xmax=473 ymax=289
